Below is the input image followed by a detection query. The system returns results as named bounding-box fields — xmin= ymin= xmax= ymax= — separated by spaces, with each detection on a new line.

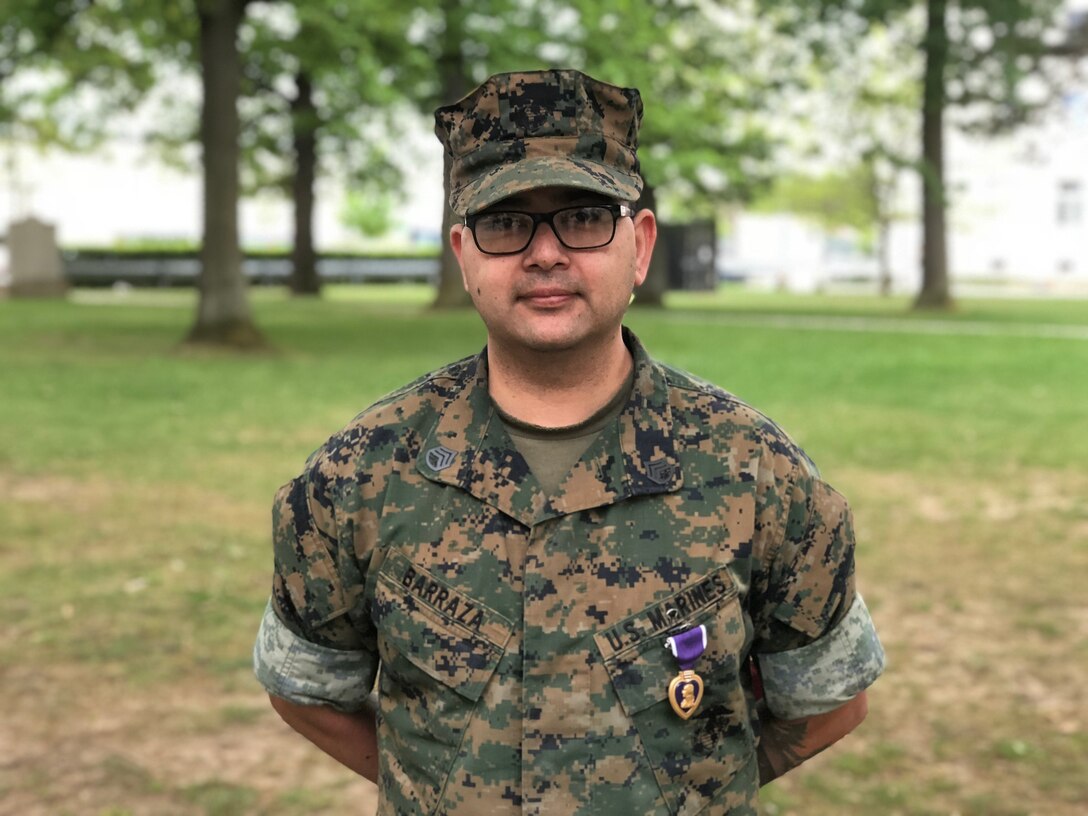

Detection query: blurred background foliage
xmin=3 ymin=0 xmax=1086 ymax=340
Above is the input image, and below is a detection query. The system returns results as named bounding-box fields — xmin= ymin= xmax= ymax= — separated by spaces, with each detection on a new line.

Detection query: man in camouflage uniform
xmin=255 ymin=69 xmax=884 ymax=815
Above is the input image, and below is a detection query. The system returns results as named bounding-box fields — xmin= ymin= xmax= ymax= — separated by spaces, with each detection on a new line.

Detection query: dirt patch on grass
xmin=0 ymin=467 xmax=266 ymax=529
xmin=1 ymin=663 xmax=376 ymax=815
xmin=0 ymin=470 xmax=114 ymax=510
xmin=804 ymin=466 xmax=1088 ymax=814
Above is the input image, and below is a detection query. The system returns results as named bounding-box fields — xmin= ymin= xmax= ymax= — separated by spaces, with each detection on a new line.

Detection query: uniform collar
xmin=416 ymin=327 xmax=683 ymax=526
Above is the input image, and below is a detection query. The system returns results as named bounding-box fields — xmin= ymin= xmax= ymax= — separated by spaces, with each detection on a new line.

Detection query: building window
xmin=1057 ymin=180 xmax=1083 ymax=224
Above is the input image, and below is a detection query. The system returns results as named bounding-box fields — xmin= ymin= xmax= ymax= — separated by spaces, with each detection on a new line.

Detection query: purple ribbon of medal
xmin=664 ymin=624 xmax=707 ymax=719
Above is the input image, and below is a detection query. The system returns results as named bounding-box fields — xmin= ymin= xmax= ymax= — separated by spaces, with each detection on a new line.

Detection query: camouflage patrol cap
xmin=434 ymin=69 xmax=644 ymax=216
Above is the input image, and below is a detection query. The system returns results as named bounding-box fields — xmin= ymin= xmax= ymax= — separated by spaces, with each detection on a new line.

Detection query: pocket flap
xmin=594 ymin=567 xmax=744 ymax=716
xmin=374 ymin=551 xmax=513 ymax=702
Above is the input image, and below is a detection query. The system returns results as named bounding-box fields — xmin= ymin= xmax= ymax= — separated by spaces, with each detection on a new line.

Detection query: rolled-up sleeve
xmin=758 ymin=593 xmax=885 ymax=720
xmin=256 ymin=446 xmax=379 ymax=709
xmin=254 ymin=598 xmax=377 ymax=711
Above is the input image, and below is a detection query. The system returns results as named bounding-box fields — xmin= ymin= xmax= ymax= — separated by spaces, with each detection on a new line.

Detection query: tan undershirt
xmin=495 ymin=366 xmax=635 ymax=497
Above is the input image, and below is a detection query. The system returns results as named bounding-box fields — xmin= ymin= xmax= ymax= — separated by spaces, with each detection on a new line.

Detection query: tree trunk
xmin=186 ymin=0 xmax=264 ymax=347
xmin=433 ymin=148 xmax=473 ymax=308
xmin=432 ymin=0 xmax=473 ymax=309
xmin=877 ymin=216 xmax=892 ymax=296
xmin=867 ymin=153 xmax=893 ymax=297
xmin=915 ymin=0 xmax=953 ymax=310
xmin=634 ymin=183 xmax=666 ymax=307
xmin=290 ymin=71 xmax=320 ymax=296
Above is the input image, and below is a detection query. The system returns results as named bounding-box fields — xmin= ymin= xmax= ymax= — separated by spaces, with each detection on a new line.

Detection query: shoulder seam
xmin=358 ymin=353 xmax=477 ymax=415
xmin=662 ymin=365 xmax=818 ymax=476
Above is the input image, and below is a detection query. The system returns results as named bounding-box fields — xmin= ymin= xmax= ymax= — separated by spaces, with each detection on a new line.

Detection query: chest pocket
xmin=372 ymin=550 xmax=513 ymax=814
xmin=594 ymin=567 xmax=754 ymax=816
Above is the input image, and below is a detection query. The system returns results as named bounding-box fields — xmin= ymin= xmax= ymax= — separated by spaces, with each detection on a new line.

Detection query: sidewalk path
xmin=677 ymin=312 xmax=1088 ymax=341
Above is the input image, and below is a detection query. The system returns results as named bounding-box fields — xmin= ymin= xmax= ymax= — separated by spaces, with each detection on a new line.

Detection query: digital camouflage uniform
xmin=255 ymin=330 xmax=884 ymax=816
xmin=434 ymin=69 xmax=645 ymax=216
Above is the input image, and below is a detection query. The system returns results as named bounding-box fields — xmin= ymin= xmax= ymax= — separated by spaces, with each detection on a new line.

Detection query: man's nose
xmin=522 ymin=221 xmax=567 ymax=268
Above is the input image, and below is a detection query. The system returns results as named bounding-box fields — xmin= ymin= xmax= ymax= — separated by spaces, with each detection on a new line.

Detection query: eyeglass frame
xmin=463 ymin=203 xmax=636 ymax=256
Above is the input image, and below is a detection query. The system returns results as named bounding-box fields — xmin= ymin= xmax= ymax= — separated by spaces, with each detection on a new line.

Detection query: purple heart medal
xmin=664 ymin=624 xmax=707 ymax=719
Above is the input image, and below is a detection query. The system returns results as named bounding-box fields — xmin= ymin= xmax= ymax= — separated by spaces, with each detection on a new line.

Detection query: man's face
xmin=450 ymin=187 xmax=656 ymax=356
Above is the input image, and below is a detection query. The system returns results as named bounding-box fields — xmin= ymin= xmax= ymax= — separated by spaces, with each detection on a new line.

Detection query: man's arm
xmin=269 ymin=694 xmax=380 ymax=783
xmin=756 ymin=690 xmax=868 ymax=786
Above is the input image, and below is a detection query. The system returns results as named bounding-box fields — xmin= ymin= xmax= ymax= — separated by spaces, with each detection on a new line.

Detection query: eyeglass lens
xmin=472 ymin=206 xmax=619 ymax=255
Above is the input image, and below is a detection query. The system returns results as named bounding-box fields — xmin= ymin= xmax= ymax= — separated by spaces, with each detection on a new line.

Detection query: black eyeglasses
xmin=464 ymin=204 xmax=635 ymax=255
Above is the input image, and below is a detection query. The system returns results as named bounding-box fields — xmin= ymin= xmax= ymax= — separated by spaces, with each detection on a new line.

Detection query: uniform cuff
xmin=758 ymin=593 xmax=885 ymax=720
xmin=253 ymin=598 xmax=376 ymax=711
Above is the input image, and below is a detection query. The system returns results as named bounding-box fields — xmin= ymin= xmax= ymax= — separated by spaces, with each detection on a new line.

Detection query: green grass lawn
xmin=1 ymin=284 xmax=1085 ymax=815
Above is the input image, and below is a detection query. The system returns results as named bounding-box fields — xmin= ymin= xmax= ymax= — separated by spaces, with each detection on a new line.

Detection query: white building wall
xmin=0 ymin=114 xmax=446 ymax=252
xmin=944 ymin=89 xmax=1088 ymax=288
xmin=722 ymin=214 xmax=827 ymax=292
xmin=729 ymin=88 xmax=1088 ymax=296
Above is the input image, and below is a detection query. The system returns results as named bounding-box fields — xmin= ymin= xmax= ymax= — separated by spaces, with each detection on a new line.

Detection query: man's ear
xmin=450 ymin=224 xmax=470 ymax=292
xmin=632 ymin=208 xmax=657 ymax=288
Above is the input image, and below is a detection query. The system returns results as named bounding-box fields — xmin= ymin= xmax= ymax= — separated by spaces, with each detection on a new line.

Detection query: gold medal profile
xmin=668 ymin=668 xmax=705 ymax=719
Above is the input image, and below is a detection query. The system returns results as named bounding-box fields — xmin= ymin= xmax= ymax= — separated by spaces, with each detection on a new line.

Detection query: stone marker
xmin=8 ymin=217 xmax=67 ymax=298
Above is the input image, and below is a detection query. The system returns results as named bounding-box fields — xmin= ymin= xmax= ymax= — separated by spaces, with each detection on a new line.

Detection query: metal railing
xmin=63 ymin=251 xmax=440 ymax=287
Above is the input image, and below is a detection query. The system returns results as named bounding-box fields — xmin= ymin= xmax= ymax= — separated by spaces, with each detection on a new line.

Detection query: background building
xmin=722 ymin=87 xmax=1088 ymax=297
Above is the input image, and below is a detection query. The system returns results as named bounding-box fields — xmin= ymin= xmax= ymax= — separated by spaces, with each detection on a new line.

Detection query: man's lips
xmin=519 ymin=288 xmax=578 ymax=306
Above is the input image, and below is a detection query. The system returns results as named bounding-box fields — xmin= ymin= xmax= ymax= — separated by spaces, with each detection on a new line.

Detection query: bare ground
xmin=1 ymin=663 xmax=377 ymax=816
xmin=2 ymin=468 xmax=1085 ymax=815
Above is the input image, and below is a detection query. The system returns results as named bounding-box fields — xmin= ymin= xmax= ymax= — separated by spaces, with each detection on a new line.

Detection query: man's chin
xmin=490 ymin=325 xmax=583 ymax=355
xmin=520 ymin=334 xmax=583 ymax=354
xmin=509 ymin=325 xmax=618 ymax=356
